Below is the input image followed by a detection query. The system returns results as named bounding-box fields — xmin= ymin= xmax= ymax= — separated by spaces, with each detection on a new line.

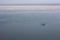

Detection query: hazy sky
xmin=0 ymin=0 xmax=60 ymax=4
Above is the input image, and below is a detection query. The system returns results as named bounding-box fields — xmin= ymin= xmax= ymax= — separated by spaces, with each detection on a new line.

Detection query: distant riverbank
xmin=0 ymin=6 xmax=60 ymax=10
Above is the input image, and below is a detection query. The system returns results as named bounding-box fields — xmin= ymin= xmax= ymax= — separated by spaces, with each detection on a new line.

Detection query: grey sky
xmin=0 ymin=0 xmax=60 ymax=4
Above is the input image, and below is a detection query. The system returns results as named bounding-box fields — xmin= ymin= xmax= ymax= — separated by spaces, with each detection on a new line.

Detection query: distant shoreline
xmin=0 ymin=6 xmax=60 ymax=10
xmin=0 ymin=4 xmax=60 ymax=6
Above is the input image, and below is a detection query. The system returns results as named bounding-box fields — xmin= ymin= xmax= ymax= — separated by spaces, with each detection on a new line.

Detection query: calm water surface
xmin=0 ymin=10 xmax=60 ymax=40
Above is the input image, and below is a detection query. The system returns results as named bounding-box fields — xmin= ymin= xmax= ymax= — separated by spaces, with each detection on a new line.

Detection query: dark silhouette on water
xmin=41 ymin=24 xmax=46 ymax=26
